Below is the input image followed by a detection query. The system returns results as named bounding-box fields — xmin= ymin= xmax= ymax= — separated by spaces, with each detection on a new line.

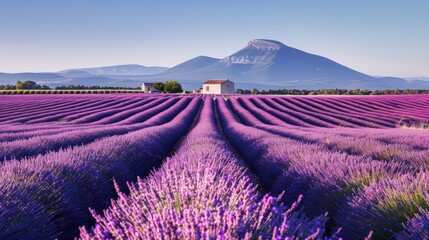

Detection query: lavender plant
xmin=80 ymin=97 xmax=330 ymax=239
xmin=396 ymin=209 xmax=429 ymax=239
xmin=335 ymin=171 xmax=429 ymax=239
xmin=0 ymin=97 xmax=201 ymax=239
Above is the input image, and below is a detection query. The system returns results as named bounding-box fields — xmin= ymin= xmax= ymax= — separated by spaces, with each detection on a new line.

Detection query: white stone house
xmin=141 ymin=83 xmax=154 ymax=92
xmin=202 ymin=79 xmax=234 ymax=94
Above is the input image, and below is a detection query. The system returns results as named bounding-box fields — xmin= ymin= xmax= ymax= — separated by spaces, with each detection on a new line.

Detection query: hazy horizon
xmin=1 ymin=0 xmax=428 ymax=77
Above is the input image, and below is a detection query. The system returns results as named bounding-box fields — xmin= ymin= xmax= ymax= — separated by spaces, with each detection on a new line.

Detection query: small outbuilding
xmin=141 ymin=83 xmax=154 ymax=92
xmin=202 ymin=79 xmax=234 ymax=94
xmin=193 ymin=88 xmax=202 ymax=94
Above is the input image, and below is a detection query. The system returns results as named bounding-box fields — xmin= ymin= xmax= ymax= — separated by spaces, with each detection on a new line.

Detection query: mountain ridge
xmin=1 ymin=39 xmax=428 ymax=90
xmin=59 ymin=64 xmax=168 ymax=76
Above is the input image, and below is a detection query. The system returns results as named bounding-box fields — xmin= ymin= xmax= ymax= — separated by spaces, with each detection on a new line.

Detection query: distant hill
xmin=1 ymin=40 xmax=428 ymax=90
xmin=37 ymin=77 xmax=126 ymax=88
xmin=59 ymin=64 xmax=168 ymax=76
xmin=0 ymin=65 xmax=167 ymax=87
xmin=405 ymin=77 xmax=429 ymax=82
xmin=0 ymin=72 xmax=64 ymax=85
xmin=164 ymin=56 xmax=220 ymax=76
xmin=57 ymin=70 xmax=94 ymax=78
xmin=140 ymin=39 xmax=427 ymax=90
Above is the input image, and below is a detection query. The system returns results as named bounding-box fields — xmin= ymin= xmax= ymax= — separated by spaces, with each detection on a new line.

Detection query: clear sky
xmin=1 ymin=0 xmax=428 ymax=77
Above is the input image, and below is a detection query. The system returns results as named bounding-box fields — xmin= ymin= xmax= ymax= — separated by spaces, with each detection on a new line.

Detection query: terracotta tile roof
xmin=203 ymin=79 xmax=229 ymax=84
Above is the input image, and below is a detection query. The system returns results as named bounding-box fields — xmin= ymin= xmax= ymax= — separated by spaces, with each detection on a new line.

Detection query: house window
xmin=206 ymin=86 xmax=209 ymax=91
xmin=148 ymin=87 xmax=151 ymax=91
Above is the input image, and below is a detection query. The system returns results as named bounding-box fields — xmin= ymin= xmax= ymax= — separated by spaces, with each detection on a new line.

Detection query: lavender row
xmin=226 ymin=96 xmax=429 ymax=238
xmin=1 ymin=93 xmax=428 ymax=239
xmin=0 ymin=98 xmax=106 ymax=123
xmin=256 ymin=125 xmax=429 ymax=168
xmin=2 ymin=94 xmax=429 ymax=127
xmin=235 ymin=95 xmax=429 ymax=128
xmin=216 ymin=97 xmax=424 ymax=238
xmin=110 ymin=97 xmax=181 ymax=125
xmin=0 ymin=97 xmax=192 ymax=161
xmin=254 ymin=125 xmax=429 ymax=169
xmin=90 ymin=98 xmax=165 ymax=124
xmin=325 ymin=96 xmax=429 ymax=121
xmin=0 ymin=97 xmax=82 ymax=117
xmin=0 ymin=97 xmax=201 ymax=239
xmin=80 ymin=97 xmax=330 ymax=239
xmin=68 ymin=97 xmax=170 ymax=124
xmin=271 ymin=97 xmax=375 ymax=128
xmin=291 ymin=97 xmax=396 ymax=126
xmin=277 ymin=97 xmax=392 ymax=127
xmin=228 ymin=97 xmax=429 ymax=168
xmin=0 ymin=122 xmax=89 ymax=134
xmin=335 ymin=171 xmax=429 ymax=239
xmin=216 ymin=97 xmax=312 ymax=189
xmin=0 ymin=95 xmax=152 ymax=124
xmin=6 ymin=96 xmax=160 ymax=124
xmin=26 ymin=97 xmax=150 ymax=124
xmin=0 ymin=124 xmax=106 ymax=142
xmin=254 ymin=97 xmax=338 ymax=127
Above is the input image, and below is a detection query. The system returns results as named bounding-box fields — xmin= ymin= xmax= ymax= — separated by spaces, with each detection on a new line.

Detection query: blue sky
xmin=0 ymin=0 xmax=428 ymax=77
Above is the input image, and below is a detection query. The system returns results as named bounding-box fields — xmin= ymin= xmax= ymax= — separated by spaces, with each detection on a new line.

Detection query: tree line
xmin=152 ymin=80 xmax=183 ymax=93
xmin=0 ymin=80 xmax=183 ymax=93
xmin=0 ymin=81 xmax=51 ymax=90
xmin=0 ymin=81 xmax=142 ymax=90
xmin=236 ymin=88 xmax=429 ymax=95
xmin=55 ymin=85 xmax=140 ymax=90
xmin=2 ymin=81 xmax=429 ymax=95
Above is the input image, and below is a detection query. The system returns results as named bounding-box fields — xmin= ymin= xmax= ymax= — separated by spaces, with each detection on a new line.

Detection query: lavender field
xmin=1 ymin=94 xmax=429 ymax=239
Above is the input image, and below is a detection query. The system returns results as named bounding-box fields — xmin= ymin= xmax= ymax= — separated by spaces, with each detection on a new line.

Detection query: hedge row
xmin=0 ymin=90 xmax=144 ymax=94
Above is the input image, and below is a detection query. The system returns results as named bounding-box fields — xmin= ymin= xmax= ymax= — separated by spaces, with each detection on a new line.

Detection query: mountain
xmin=57 ymin=70 xmax=94 ymax=78
xmin=37 ymin=77 xmax=128 ymax=87
xmin=0 ymin=72 xmax=65 ymax=85
xmin=405 ymin=77 xmax=429 ymax=82
xmin=165 ymin=56 xmax=220 ymax=75
xmin=59 ymin=64 xmax=168 ymax=76
xmin=143 ymin=39 xmax=424 ymax=90
xmin=1 ymin=39 xmax=428 ymax=90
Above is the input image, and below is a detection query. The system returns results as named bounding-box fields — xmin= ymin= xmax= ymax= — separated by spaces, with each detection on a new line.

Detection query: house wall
xmin=221 ymin=81 xmax=235 ymax=94
xmin=202 ymin=81 xmax=235 ymax=94
xmin=141 ymin=84 xmax=154 ymax=92
xmin=202 ymin=84 xmax=222 ymax=94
